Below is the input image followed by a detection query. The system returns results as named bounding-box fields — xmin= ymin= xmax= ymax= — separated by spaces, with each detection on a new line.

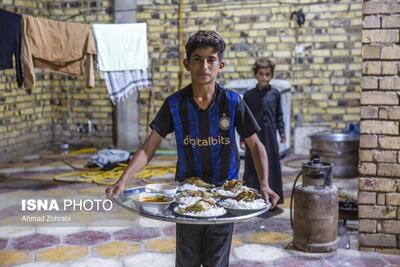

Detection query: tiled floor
xmin=0 ymin=149 xmax=399 ymax=266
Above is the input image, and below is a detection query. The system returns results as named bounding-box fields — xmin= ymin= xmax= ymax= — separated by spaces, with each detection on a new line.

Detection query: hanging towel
xmin=21 ymin=15 xmax=96 ymax=89
xmin=104 ymin=69 xmax=152 ymax=105
xmin=0 ymin=9 xmax=23 ymax=87
xmin=93 ymin=23 xmax=148 ymax=71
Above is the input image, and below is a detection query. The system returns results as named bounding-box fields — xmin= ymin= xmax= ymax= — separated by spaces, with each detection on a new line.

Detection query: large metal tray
xmin=113 ymin=186 xmax=271 ymax=225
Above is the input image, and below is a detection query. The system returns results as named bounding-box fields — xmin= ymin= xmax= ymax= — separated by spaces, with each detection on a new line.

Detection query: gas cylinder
xmin=293 ymin=157 xmax=338 ymax=252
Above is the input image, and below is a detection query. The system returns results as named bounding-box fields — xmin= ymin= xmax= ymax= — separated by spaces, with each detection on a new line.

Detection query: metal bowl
xmin=129 ymin=192 xmax=174 ymax=214
xmin=145 ymin=183 xmax=178 ymax=195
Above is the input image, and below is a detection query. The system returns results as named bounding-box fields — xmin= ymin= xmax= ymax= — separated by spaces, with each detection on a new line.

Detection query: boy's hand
xmin=280 ymin=133 xmax=286 ymax=144
xmin=260 ymin=185 xmax=280 ymax=208
xmin=106 ymin=180 xmax=126 ymax=198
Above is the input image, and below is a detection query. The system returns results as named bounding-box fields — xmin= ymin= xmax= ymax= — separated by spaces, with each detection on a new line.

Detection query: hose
xmin=290 ymin=170 xmax=302 ymax=230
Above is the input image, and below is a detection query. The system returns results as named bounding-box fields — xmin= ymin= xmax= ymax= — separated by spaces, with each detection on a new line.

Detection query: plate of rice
xmin=178 ymin=183 xmax=209 ymax=192
xmin=174 ymin=205 xmax=227 ymax=218
xmin=218 ymin=198 xmax=271 ymax=215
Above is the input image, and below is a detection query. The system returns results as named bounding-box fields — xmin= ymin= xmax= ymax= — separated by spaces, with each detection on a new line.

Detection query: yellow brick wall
xmin=0 ymin=0 xmax=114 ymax=160
xmin=359 ymin=0 xmax=400 ymax=253
xmin=136 ymin=0 xmax=362 ymax=143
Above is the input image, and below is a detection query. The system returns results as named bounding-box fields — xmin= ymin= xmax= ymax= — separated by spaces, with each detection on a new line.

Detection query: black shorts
xmin=176 ymin=223 xmax=234 ymax=267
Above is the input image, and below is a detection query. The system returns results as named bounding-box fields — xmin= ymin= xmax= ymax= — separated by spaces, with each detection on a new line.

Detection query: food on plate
xmin=174 ymin=198 xmax=226 ymax=217
xmin=179 ymin=199 xmax=216 ymax=213
xmin=141 ymin=195 xmax=169 ymax=203
xmin=219 ymin=198 xmax=268 ymax=210
xmin=223 ymin=179 xmax=243 ymax=192
xmin=184 ymin=177 xmax=215 ymax=189
xmin=233 ymin=189 xmax=258 ymax=202
xmin=178 ymin=189 xmax=219 ymax=199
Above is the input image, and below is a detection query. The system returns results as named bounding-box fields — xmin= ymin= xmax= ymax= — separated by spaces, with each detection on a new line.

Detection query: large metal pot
xmin=310 ymin=133 xmax=359 ymax=178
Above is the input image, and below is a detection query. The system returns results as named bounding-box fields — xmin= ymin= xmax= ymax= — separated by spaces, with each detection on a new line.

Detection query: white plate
xmin=217 ymin=199 xmax=270 ymax=216
xmin=173 ymin=206 xmax=227 ymax=218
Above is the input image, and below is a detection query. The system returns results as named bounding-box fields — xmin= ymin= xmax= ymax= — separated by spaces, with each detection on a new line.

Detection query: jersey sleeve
xmin=235 ymin=97 xmax=260 ymax=139
xmin=149 ymin=99 xmax=174 ymax=138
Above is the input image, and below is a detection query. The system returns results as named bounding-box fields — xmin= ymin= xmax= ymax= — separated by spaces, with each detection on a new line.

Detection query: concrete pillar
xmin=113 ymin=0 xmax=140 ymax=149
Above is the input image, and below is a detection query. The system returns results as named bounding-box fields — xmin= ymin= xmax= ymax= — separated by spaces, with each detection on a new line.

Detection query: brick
xmin=361 ymin=76 xmax=379 ymax=89
xmin=381 ymin=46 xmax=400 ymax=59
xmin=361 ymin=91 xmax=398 ymax=105
xmin=381 ymin=221 xmax=400 ymax=234
xmin=377 ymin=193 xmax=386 ymax=205
xmin=379 ymin=76 xmax=400 ymax=90
xmin=359 ymin=219 xmax=377 ymax=233
xmin=382 ymin=62 xmax=399 ymax=75
xmin=359 ymin=150 xmax=374 ymax=161
xmin=379 ymin=136 xmax=400 ymax=149
xmin=359 ymin=233 xmax=397 ymax=248
xmin=359 ymin=178 xmax=397 ymax=192
xmin=373 ymin=150 xmax=397 ymax=163
xmin=363 ymin=46 xmax=381 ymax=59
xmin=360 ymin=134 xmax=378 ymax=148
xmin=364 ymin=2 xmax=400 ymax=14
xmin=362 ymin=62 xmax=381 ymax=75
xmin=363 ymin=2 xmax=385 ymax=14
xmin=362 ymin=30 xmax=399 ymax=43
xmin=359 ymin=205 xmax=397 ymax=219
xmin=359 ymin=191 xmax=376 ymax=204
xmin=359 ymin=162 xmax=377 ymax=175
xmin=386 ymin=193 xmax=400 ymax=206
xmin=382 ymin=15 xmax=400 ymax=28
xmin=363 ymin=15 xmax=381 ymax=28
xmin=378 ymin=163 xmax=400 ymax=177
xmin=360 ymin=106 xmax=379 ymax=119
xmin=360 ymin=120 xmax=399 ymax=135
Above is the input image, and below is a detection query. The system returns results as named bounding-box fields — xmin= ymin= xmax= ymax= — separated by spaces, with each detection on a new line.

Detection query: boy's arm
xmin=244 ymin=133 xmax=280 ymax=208
xmin=105 ymin=130 xmax=163 ymax=198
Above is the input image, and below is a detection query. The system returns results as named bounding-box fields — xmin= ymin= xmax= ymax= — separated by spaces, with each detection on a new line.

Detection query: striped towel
xmin=104 ymin=69 xmax=152 ymax=105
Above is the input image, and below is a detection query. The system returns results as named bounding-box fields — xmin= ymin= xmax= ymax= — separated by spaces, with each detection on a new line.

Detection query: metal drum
xmin=293 ymin=158 xmax=338 ymax=252
xmin=310 ymin=132 xmax=359 ymax=178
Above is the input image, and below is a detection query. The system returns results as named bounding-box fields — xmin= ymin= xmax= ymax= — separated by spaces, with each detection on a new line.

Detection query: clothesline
xmin=0 ymin=8 xmax=152 ymax=105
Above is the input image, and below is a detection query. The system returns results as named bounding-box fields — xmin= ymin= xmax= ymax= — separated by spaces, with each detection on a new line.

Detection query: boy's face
xmin=255 ymin=67 xmax=273 ymax=88
xmin=183 ymin=46 xmax=224 ymax=86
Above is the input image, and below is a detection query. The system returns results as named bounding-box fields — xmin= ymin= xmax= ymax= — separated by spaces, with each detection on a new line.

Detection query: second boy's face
xmin=184 ymin=47 xmax=224 ymax=86
xmin=255 ymin=67 xmax=273 ymax=89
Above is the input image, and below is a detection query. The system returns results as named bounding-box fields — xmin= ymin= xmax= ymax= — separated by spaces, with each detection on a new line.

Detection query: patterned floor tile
xmin=123 ymin=252 xmax=175 ymax=267
xmin=145 ymin=238 xmax=176 ymax=253
xmin=12 ymin=234 xmax=59 ymax=251
xmin=113 ymin=227 xmax=161 ymax=242
xmin=243 ymin=231 xmax=292 ymax=244
xmin=68 ymin=257 xmax=122 ymax=267
xmin=92 ymin=241 xmax=141 ymax=257
xmin=233 ymin=244 xmax=287 ymax=263
xmin=64 ymin=231 xmax=111 ymax=246
xmin=35 ymin=245 xmax=88 ymax=262
xmin=0 ymin=250 xmax=31 ymax=267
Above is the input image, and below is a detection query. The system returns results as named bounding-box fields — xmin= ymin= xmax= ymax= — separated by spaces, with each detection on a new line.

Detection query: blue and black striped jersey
xmin=150 ymin=83 xmax=260 ymax=186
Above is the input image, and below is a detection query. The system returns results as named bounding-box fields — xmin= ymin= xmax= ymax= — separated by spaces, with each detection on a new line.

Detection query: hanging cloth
xmin=104 ymin=70 xmax=151 ymax=105
xmin=0 ymin=9 xmax=23 ymax=87
xmin=93 ymin=23 xmax=151 ymax=105
xmin=21 ymin=15 xmax=96 ymax=89
xmin=92 ymin=23 xmax=148 ymax=71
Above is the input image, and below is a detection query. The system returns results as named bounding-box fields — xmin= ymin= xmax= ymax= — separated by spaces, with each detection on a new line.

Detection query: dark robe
xmin=243 ymin=85 xmax=284 ymax=203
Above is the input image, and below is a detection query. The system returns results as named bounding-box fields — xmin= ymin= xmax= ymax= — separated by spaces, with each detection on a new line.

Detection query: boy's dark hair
xmin=252 ymin=58 xmax=276 ymax=75
xmin=185 ymin=30 xmax=226 ymax=60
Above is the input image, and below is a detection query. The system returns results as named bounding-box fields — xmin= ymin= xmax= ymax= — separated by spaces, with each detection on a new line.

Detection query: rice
xmin=220 ymin=198 xmax=268 ymax=209
xmin=174 ymin=205 xmax=226 ymax=217
xmin=175 ymin=196 xmax=202 ymax=205
xmin=212 ymin=188 xmax=237 ymax=197
xmin=178 ymin=183 xmax=208 ymax=192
